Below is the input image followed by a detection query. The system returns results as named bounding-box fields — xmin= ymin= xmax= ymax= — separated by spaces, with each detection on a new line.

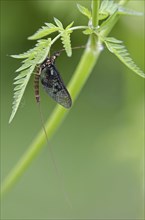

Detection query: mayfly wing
xmin=40 ymin=55 xmax=72 ymax=108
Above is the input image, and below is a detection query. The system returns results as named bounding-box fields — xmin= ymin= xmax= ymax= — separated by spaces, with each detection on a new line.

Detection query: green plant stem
xmin=92 ymin=0 xmax=100 ymax=27
xmin=70 ymin=26 xmax=88 ymax=31
xmin=1 ymin=0 xmax=129 ymax=196
xmin=52 ymin=26 xmax=88 ymax=44
xmin=90 ymin=0 xmax=100 ymax=50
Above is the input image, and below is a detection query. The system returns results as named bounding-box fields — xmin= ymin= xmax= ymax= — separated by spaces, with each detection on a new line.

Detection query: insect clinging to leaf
xmin=34 ymin=51 xmax=72 ymax=108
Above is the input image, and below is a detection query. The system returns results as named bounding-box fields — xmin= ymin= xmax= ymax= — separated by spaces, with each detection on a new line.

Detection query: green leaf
xmin=99 ymin=0 xmax=110 ymax=10
xmin=99 ymin=0 xmax=143 ymax=21
xmin=13 ymin=84 xmax=23 ymax=91
xmin=60 ymin=29 xmax=72 ymax=57
xmin=83 ymin=28 xmax=94 ymax=35
xmin=11 ymin=49 xmax=35 ymax=59
xmin=28 ymin=25 xmax=59 ymax=40
xmin=105 ymin=37 xmax=123 ymax=44
xmin=99 ymin=0 xmax=118 ymax=20
xmin=14 ymin=70 xmax=30 ymax=80
xmin=9 ymin=38 xmax=52 ymax=123
xmin=99 ymin=12 xmax=110 ymax=20
xmin=16 ymin=60 xmax=34 ymax=72
xmin=104 ymin=37 xmax=145 ymax=78
xmin=66 ymin=21 xmax=74 ymax=30
xmin=118 ymin=6 xmax=144 ymax=16
xmin=77 ymin=4 xmax=92 ymax=19
xmin=45 ymin=23 xmax=57 ymax=28
xmin=34 ymin=38 xmax=52 ymax=64
xmin=9 ymin=66 xmax=35 ymax=123
xmin=54 ymin=17 xmax=63 ymax=28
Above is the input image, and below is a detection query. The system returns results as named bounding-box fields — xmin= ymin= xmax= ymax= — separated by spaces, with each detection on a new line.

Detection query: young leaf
xmin=118 ymin=6 xmax=144 ymax=16
xmin=105 ymin=37 xmax=123 ymax=44
xmin=99 ymin=0 xmax=118 ymax=20
xmin=9 ymin=38 xmax=52 ymax=123
xmin=11 ymin=49 xmax=35 ymax=59
xmin=104 ymin=37 xmax=145 ymax=78
xmin=54 ymin=17 xmax=63 ymax=28
xmin=45 ymin=23 xmax=56 ymax=28
xmin=14 ymin=70 xmax=30 ymax=80
xmin=66 ymin=21 xmax=74 ymax=30
xmin=28 ymin=25 xmax=59 ymax=40
xmin=99 ymin=0 xmax=143 ymax=21
xmin=34 ymin=39 xmax=52 ymax=64
xmin=83 ymin=28 xmax=94 ymax=35
xmin=9 ymin=66 xmax=35 ymax=123
xmin=60 ymin=29 xmax=72 ymax=57
xmin=99 ymin=12 xmax=110 ymax=20
xmin=16 ymin=60 xmax=34 ymax=72
xmin=77 ymin=4 xmax=92 ymax=19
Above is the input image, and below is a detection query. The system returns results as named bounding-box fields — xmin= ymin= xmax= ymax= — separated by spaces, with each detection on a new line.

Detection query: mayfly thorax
xmin=34 ymin=51 xmax=72 ymax=108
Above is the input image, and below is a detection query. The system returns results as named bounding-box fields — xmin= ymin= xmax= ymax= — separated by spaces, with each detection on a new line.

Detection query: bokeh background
xmin=1 ymin=0 xmax=144 ymax=219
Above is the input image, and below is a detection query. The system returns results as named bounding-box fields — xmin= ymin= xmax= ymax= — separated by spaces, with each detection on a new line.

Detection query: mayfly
xmin=34 ymin=51 xmax=72 ymax=107
xmin=34 ymin=51 xmax=72 ymax=207
xmin=34 ymin=47 xmax=84 ymax=207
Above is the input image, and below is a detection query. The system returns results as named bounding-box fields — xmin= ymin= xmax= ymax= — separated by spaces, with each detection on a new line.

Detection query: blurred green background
xmin=1 ymin=0 xmax=144 ymax=219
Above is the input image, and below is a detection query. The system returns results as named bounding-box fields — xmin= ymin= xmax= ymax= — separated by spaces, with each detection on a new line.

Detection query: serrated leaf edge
xmin=9 ymin=66 xmax=35 ymax=123
xmin=104 ymin=38 xmax=145 ymax=78
xmin=77 ymin=3 xmax=92 ymax=19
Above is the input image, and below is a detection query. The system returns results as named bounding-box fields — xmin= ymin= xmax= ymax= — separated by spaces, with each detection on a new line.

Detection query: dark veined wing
xmin=40 ymin=63 xmax=72 ymax=108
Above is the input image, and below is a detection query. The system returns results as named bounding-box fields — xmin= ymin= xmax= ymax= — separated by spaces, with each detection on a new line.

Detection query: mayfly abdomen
xmin=34 ymin=67 xmax=41 ymax=103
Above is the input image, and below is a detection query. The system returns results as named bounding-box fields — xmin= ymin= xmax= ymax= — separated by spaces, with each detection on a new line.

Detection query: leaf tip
xmin=77 ymin=3 xmax=80 ymax=8
xmin=67 ymin=51 xmax=72 ymax=57
xmin=8 ymin=114 xmax=14 ymax=124
xmin=28 ymin=35 xmax=34 ymax=40
xmin=10 ymin=55 xmax=17 ymax=58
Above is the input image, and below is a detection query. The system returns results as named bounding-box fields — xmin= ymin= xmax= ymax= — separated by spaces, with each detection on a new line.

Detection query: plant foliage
xmin=9 ymin=38 xmax=52 ymax=123
xmin=28 ymin=23 xmax=59 ymax=40
xmin=77 ymin=4 xmax=92 ymax=19
xmin=9 ymin=1 xmax=144 ymax=123
xmin=99 ymin=0 xmax=118 ymax=20
xmin=103 ymin=37 xmax=145 ymax=78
